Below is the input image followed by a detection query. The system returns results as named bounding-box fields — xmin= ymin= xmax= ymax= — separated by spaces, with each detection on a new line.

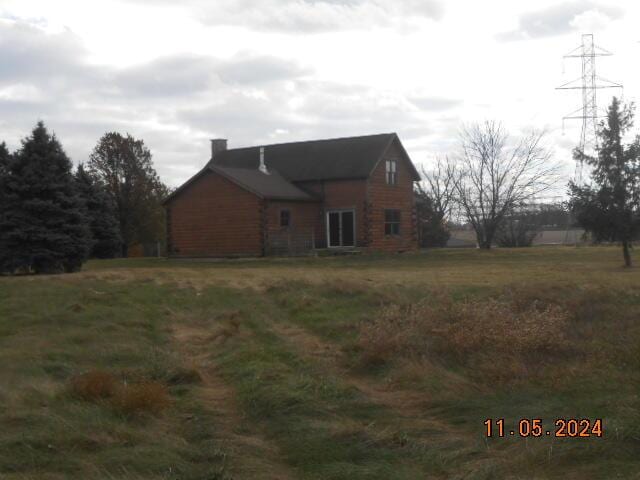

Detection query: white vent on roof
xmin=259 ymin=146 xmax=270 ymax=175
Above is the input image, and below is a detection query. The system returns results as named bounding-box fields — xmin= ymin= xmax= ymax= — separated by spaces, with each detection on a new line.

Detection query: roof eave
xmin=162 ymin=167 xmax=210 ymax=206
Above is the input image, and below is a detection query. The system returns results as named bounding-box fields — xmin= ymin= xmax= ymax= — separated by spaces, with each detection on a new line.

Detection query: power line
xmin=556 ymin=33 xmax=622 ymax=184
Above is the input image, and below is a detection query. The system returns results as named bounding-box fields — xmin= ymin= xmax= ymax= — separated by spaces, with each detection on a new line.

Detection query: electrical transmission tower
xmin=556 ymin=33 xmax=622 ymax=184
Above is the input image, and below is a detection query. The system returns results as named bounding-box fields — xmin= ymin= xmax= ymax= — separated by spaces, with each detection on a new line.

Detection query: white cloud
xmin=570 ymin=8 xmax=614 ymax=32
xmin=497 ymin=1 xmax=624 ymax=41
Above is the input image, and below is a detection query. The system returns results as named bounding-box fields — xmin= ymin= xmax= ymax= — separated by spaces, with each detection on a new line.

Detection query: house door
xmin=327 ymin=210 xmax=355 ymax=248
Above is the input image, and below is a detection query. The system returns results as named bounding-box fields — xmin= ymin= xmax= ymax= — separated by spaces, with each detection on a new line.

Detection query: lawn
xmin=1 ymin=246 xmax=639 ymax=479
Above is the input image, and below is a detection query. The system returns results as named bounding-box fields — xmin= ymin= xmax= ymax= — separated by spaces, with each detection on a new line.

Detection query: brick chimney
xmin=210 ymin=138 xmax=227 ymax=160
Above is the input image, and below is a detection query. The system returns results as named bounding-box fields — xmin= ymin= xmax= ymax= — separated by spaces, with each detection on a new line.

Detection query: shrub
xmin=69 ymin=370 xmax=117 ymax=400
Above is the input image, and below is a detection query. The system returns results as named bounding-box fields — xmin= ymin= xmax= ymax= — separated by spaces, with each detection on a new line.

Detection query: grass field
xmin=1 ymin=246 xmax=639 ymax=479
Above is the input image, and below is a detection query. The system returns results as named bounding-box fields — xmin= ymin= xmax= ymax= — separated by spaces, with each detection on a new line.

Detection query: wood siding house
xmin=164 ymin=133 xmax=420 ymax=257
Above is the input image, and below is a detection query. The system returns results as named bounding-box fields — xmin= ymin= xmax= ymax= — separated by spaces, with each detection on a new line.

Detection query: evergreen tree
xmin=569 ymin=97 xmax=640 ymax=267
xmin=0 ymin=122 xmax=91 ymax=274
xmin=0 ymin=142 xmax=10 ymax=201
xmin=87 ymin=133 xmax=168 ymax=257
xmin=75 ymin=164 xmax=122 ymax=258
xmin=0 ymin=141 xmax=9 ymax=177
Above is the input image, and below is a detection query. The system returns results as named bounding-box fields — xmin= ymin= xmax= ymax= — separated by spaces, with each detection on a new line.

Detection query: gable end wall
xmin=166 ymin=170 xmax=263 ymax=257
xmin=365 ymin=139 xmax=418 ymax=251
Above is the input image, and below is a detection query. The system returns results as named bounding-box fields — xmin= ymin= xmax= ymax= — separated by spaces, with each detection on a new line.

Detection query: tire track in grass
xmin=205 ymin=310 xmax=452 ymax=479
xmin=172 ymin=323 xmax=296 ymax=480
xmin=267 ymin=321 xmax=481 ymax=456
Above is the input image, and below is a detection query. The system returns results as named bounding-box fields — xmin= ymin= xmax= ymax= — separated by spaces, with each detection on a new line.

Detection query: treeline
xmin=0 ymin=122 xmax=168 ymax=274
xmin=416 ymin=97 xmax=640 ymax=267
xmin=415 ymin=196 xmax=571 ymax=249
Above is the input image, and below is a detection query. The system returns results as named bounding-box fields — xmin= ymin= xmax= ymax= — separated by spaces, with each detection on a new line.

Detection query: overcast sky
xmin=1 ymin=0 xmax=638 ymax=190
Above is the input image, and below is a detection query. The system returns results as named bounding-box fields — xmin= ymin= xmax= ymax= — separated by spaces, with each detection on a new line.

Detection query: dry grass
xmin=77 ymin=246 xmax=640 ymax=294
xmin=69 ymin=370 xmax=117 ymax=401
xmin=4 ymin=247 xmax=639 ymax=479
xmin=111 ymin=381 xmax=170 ymax=416
xmin=69 ymin=370 xmax=170 ymax=416
xmin=356 ymin=294 xmax=571 ymax=384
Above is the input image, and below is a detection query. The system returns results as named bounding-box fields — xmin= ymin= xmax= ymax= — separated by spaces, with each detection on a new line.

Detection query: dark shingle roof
xmin=210 ymin=165 xmax=315 ymax=201
xmin=212 ymin=132 xmax=419 ymax=182
xmin=164 ymin=132 xmax=419 ymax=205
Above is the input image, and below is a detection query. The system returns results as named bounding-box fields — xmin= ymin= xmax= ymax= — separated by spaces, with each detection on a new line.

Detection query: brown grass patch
xmin=356 ymin=294 xmax=571 ymax=384
xmin=111 ymin=381 xmax=170 ymax=416
xmin=69 ymin=370 xmax=170 ymax=416
xmin=69 ymin=370 xmax=117 ymax=400
xmin=208 ymin=310 xmax=243 ymax=344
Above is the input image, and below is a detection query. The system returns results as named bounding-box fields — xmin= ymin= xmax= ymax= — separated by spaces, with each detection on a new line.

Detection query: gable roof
xmin=210 ymin=165 xmax=316 ymax=201
xmin=211 ymin=132 xmax=420 ymax=182
xmin=163 ymin=164 xmax=316 ymax=205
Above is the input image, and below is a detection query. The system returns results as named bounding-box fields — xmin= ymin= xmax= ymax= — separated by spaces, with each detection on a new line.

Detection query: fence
xmin=446 ymin=228 xmax=588 ymax=248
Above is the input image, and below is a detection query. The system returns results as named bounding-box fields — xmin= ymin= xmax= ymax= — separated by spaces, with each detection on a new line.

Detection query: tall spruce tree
xmin=75 ymin=164 xmax=122 ymax=258
xmin=0 ymin=122 xmax=91 ymax=274
xmin=569 ymin=97 xmax=640 ymax=267
xmin=0 ymin=141 xmax=9 ymax=176
xmin=87 ymin=133 xmax=168 ymax=257
xmin=0 ymin=142 xmax=10 ymax=211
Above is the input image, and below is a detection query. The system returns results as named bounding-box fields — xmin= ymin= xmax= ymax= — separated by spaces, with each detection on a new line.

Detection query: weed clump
xmin=69 ymin=370 xmax=117 ymax=400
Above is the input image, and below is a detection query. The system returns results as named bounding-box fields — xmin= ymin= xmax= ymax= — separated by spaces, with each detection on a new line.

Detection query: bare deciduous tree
xmin=415 ymin=157 xmax=457 ymax=247
xmin=453 ymin=121 xmax=560 ymax=249
xmin=417 ymin=156 xmax=457 ymax=219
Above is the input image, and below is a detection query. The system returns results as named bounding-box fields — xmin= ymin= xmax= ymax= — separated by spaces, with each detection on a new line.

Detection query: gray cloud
xmin=177 ymin=93 xmax=300 ymax=146
xmin=216 ymin=52 xmax=311 ymax=85
xmin=0 ymin=22 xmax=87 ymax=84
xmin=410 ymin=96 xmax=461 ymax=112
xmin=2 ymin=17 xmax=430 ymax=186
xmin=497 ymin=1 xmax=624 ymax=41
xmin=150 ymin=0 xmax=444 ymax=33
xmin=113 ymin=55 xmax=219 ymax=98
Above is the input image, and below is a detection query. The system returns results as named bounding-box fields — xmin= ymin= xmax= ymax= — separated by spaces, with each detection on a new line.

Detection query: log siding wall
xmin=166 ymin=171 xmax=263 ymax=257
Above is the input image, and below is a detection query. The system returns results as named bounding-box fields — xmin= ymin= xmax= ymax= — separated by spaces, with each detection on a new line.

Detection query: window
xmin=384 ymin=209 xmax=401 ymax=236
xmin=386 ymin=159 xmax=397 ymax=185
xmin=280 ymin=209 xmax=291 ymax=228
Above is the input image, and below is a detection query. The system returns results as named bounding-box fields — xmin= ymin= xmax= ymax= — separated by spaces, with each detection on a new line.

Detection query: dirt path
xmin=268 ymin=322 xmax=467 ymax=437
xmin=172 ymin=323 xmax=296 ymax=480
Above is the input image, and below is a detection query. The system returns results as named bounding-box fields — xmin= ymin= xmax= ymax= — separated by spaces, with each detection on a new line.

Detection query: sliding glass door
xmin=327 ymin=210 xmax=355 ymax=248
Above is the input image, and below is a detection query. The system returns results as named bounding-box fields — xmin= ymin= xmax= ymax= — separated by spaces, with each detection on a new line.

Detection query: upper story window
xmin=280 ymin=209 xmax=291 ymax=228
xmin=386 ymin=159 xmax=397 ymax=185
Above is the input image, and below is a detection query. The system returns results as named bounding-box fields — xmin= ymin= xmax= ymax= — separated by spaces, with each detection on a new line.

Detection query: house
xmin=163 ymin=133 xmax=420 ymax=257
